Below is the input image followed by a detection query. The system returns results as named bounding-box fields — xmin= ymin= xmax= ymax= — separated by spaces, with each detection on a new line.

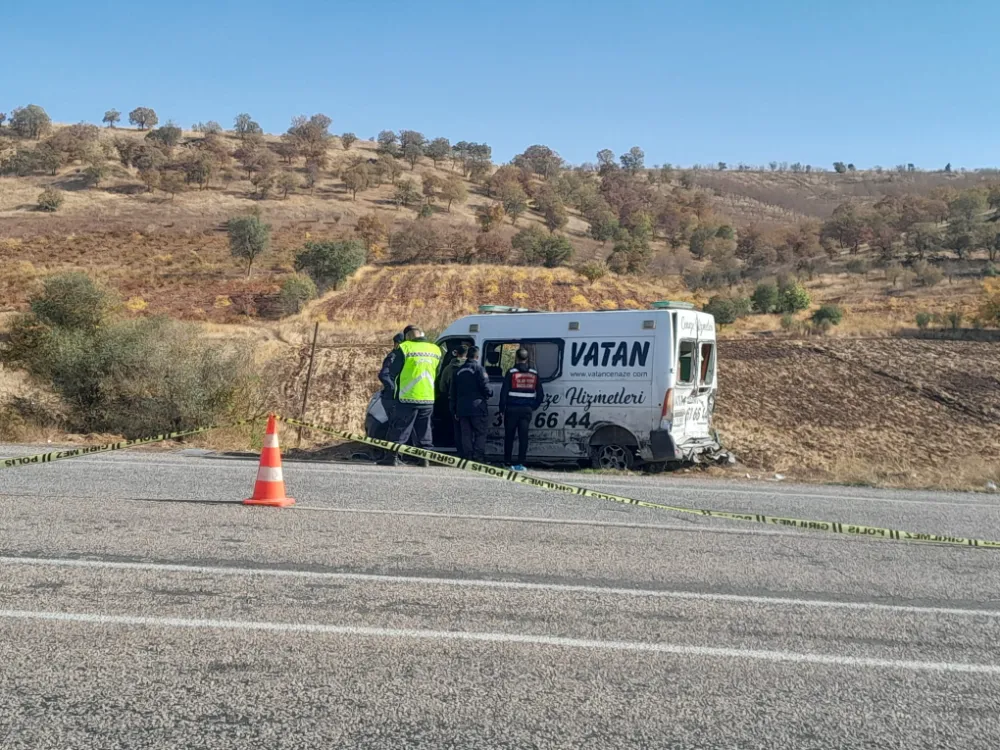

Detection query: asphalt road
xmin=1 ymin=445 xmax=999 ymax=749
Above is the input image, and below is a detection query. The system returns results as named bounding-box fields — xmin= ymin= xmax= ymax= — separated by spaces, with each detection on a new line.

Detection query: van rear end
xmin=647 ymin=308 xmax=719 ymax=464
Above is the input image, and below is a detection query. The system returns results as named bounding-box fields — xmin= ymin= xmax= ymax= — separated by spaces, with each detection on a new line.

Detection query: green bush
xmin=703 ymin=296 xmax=748 ymax=325
xmin=294 ymin=239 xmax=366 ymax=292
xmin=751 ymin=282 xmax=779 ymax=314
xmin=985 ymin=263 xmax=998 ymax=278
xmin=2 ymin=273 xmax=258 ymax=437
xmin=30 ymin=273 xmax=115 ymax=330
xmin=779 ymin=282 xmax=810 ymax=313
xmin=811 ymin=304 xmax=844 ymax=326
xmin=780 ymin=313 xmax=797 ymax=331
xmin=915 ymin=311 xmax=932 ymax=329
xmin=513 ymin=227 xmax=575 ymax=268
xmin=946 ymin=310 xmax=963 ymax=330
xmin=732 ymin=296 xmax=753 ymax=318
xmin=37 ymin=188 xmax=64 ymax=212
xmin=577 ymin=261 xmax=607 ymax=284
xmin=278 ymin=275 xmax=318 ymax=315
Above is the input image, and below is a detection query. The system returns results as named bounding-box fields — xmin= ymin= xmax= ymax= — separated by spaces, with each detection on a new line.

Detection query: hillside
xmin=2 ymin=119 xmax=998 ymax=338
xmin=694 ymin=168 xmax=1000 ymax=224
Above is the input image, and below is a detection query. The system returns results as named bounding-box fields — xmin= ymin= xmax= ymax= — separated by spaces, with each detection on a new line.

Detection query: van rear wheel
xmin=591 ymin=443 xmax=635 ymax=471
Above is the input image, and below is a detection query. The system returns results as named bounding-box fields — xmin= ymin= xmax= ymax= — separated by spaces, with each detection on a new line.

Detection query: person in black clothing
xmin=499 ymin=348 xmax=544 ymax=469
xmin=377 ymin=332 xmax=406 ymax=425
xmin=450 ymin=346 xmax=492 ymax=462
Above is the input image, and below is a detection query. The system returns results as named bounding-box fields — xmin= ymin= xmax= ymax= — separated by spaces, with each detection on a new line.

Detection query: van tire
xmin=590 ymin=443 xmax=635 ymax=471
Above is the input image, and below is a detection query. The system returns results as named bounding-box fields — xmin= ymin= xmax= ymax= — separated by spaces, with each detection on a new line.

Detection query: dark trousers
xmin=458 ymin=414 xmax=488 ymax=462
xmin=386 ymin=404 xmax=433 ymax=449
xmin=503 ymin=407 xmax=533 ymax=465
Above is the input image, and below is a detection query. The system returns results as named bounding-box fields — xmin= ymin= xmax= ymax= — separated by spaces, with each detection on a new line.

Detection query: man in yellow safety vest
xmin=378 ymin=325 xmax=442 ymax=467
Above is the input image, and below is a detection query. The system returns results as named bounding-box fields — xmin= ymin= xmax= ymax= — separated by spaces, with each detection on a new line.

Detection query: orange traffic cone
xmin=244 ymin=414 xmax=295 ymax=507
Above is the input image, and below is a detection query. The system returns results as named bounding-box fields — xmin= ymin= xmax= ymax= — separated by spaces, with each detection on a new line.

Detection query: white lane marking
xmin=289 ymin=506 xmax=801 ymax=538
xmin=4 ymin=556 xmax=997 ymax=618
xmin=1 ymin=609 xmax=997 ymax=674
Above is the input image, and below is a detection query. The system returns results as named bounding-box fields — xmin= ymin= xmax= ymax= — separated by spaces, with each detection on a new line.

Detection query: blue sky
xmin=3 ymin=0 xmax=997 ymax=169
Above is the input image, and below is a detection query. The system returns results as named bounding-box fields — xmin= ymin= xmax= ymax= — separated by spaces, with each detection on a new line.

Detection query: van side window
xmin=699 ymin=342 xmax=715 ymax=385
xmin=678 ymin=341 xmax=696 ymax=384
xmin=484 ymin=339 xmax=563 ymax=381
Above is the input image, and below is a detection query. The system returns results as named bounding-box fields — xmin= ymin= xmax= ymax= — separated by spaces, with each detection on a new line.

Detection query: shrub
xmin=473 ymin=231 xmax=512 ymax=264
xmin=390 ymin=221 xmax=441 ymax=264
xmin=732 ymin=296 xmax=753 ymax=318
xmin=703 ymin=296 xmax=737 ymax=325
xmin=2 ymin=274 xmax=257 ymax=437
xmin=341 ymin=132 xmax=358 ymax=150
xmin=36 ymin=188 xmax=63 ymax=212
xmin=779 ymin=282 xmax=810 ymax=313
xmin=82 ymin=164 xmax=106 ymax=187
xmin=946 ymin=310 xmax=963 ymax=330
xmin=278 ymin=275 xmax=318 ymax=315
xmin=146 ymin=124 xmax=182 ymax=148
xmin=913 ymin=260 xmax=944 ymax=287
xmin=845 ymin=258 xmax=869 ymax=276
xmin=513 ymin=226 xmax=574 ymax=267
xmin=30 ymin=273 xmax=114 ymax=330
xmin=811 ymin=304 xmax=844 ymax=326
xmin=780 ymin=313 xmax=797 ymax=331
xmin=577 ymin=261 xmax=607 ymax=284
xmin=293 ymin=240 xmax=366 ymax=291
xmin=751 ymin=282 xmax=779 ymax=314
xmin=984 ymin=263 xmax=998 ymax=278
xmin=915 ymin=311 xmax=932 ymax=329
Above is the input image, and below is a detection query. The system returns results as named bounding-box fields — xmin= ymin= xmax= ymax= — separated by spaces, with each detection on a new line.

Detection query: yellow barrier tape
xmin=0 ymin=417 xmax=260 ymax=471
xmin=278 ymin=415 xmax=1000 ymax=549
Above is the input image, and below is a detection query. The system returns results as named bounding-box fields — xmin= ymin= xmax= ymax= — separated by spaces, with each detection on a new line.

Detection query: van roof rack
xmin=478 ymin=305 xmax=541 ymax=313
xmin=650 ymin=300 xmax=695 ymax=310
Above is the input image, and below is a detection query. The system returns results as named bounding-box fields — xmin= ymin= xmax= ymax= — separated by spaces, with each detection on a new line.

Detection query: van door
xmin=688 ymin=336 xmax=716 ymax=440
xmin=672 ymin=335 xmax=698 ymax=443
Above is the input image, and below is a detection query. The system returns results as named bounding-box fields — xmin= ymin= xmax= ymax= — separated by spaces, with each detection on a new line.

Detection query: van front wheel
xmin=591 ymin=443 xmax=635 ymax=471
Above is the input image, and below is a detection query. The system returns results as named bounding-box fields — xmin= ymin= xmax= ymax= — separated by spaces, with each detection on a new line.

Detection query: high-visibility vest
xmin=396 ymin=340 xmax=441 ymax=404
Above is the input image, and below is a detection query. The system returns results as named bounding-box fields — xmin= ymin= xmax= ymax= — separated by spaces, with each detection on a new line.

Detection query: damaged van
xmin=428 ymin=302 xmax=719 ymax=469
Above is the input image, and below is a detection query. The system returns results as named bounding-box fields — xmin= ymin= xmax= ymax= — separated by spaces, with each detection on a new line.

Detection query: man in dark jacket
xmin=377 ymin=332 xmax=405 ymax=426
xmin=450 ymin=346 xmax=492 ymax=462
xmin=499 ymin=348 xmax=544 ymax=470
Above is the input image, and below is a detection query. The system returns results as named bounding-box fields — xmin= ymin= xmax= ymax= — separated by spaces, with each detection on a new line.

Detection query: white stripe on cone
xmin=256 ymin=466 xmax=283 ymax=483
xmin=263 ymin=433 xmax=279 ymax=448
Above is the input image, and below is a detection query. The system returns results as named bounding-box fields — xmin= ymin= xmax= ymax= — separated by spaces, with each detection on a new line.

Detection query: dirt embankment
xmin=716 ymin=339 xmax=1000 ymax=488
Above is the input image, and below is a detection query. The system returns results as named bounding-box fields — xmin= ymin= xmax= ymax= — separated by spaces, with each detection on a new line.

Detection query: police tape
xmin=0 ymin=418 xmax=260 ymax=471
xmin=277 ymin=414 xmax=1000 ymax=549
